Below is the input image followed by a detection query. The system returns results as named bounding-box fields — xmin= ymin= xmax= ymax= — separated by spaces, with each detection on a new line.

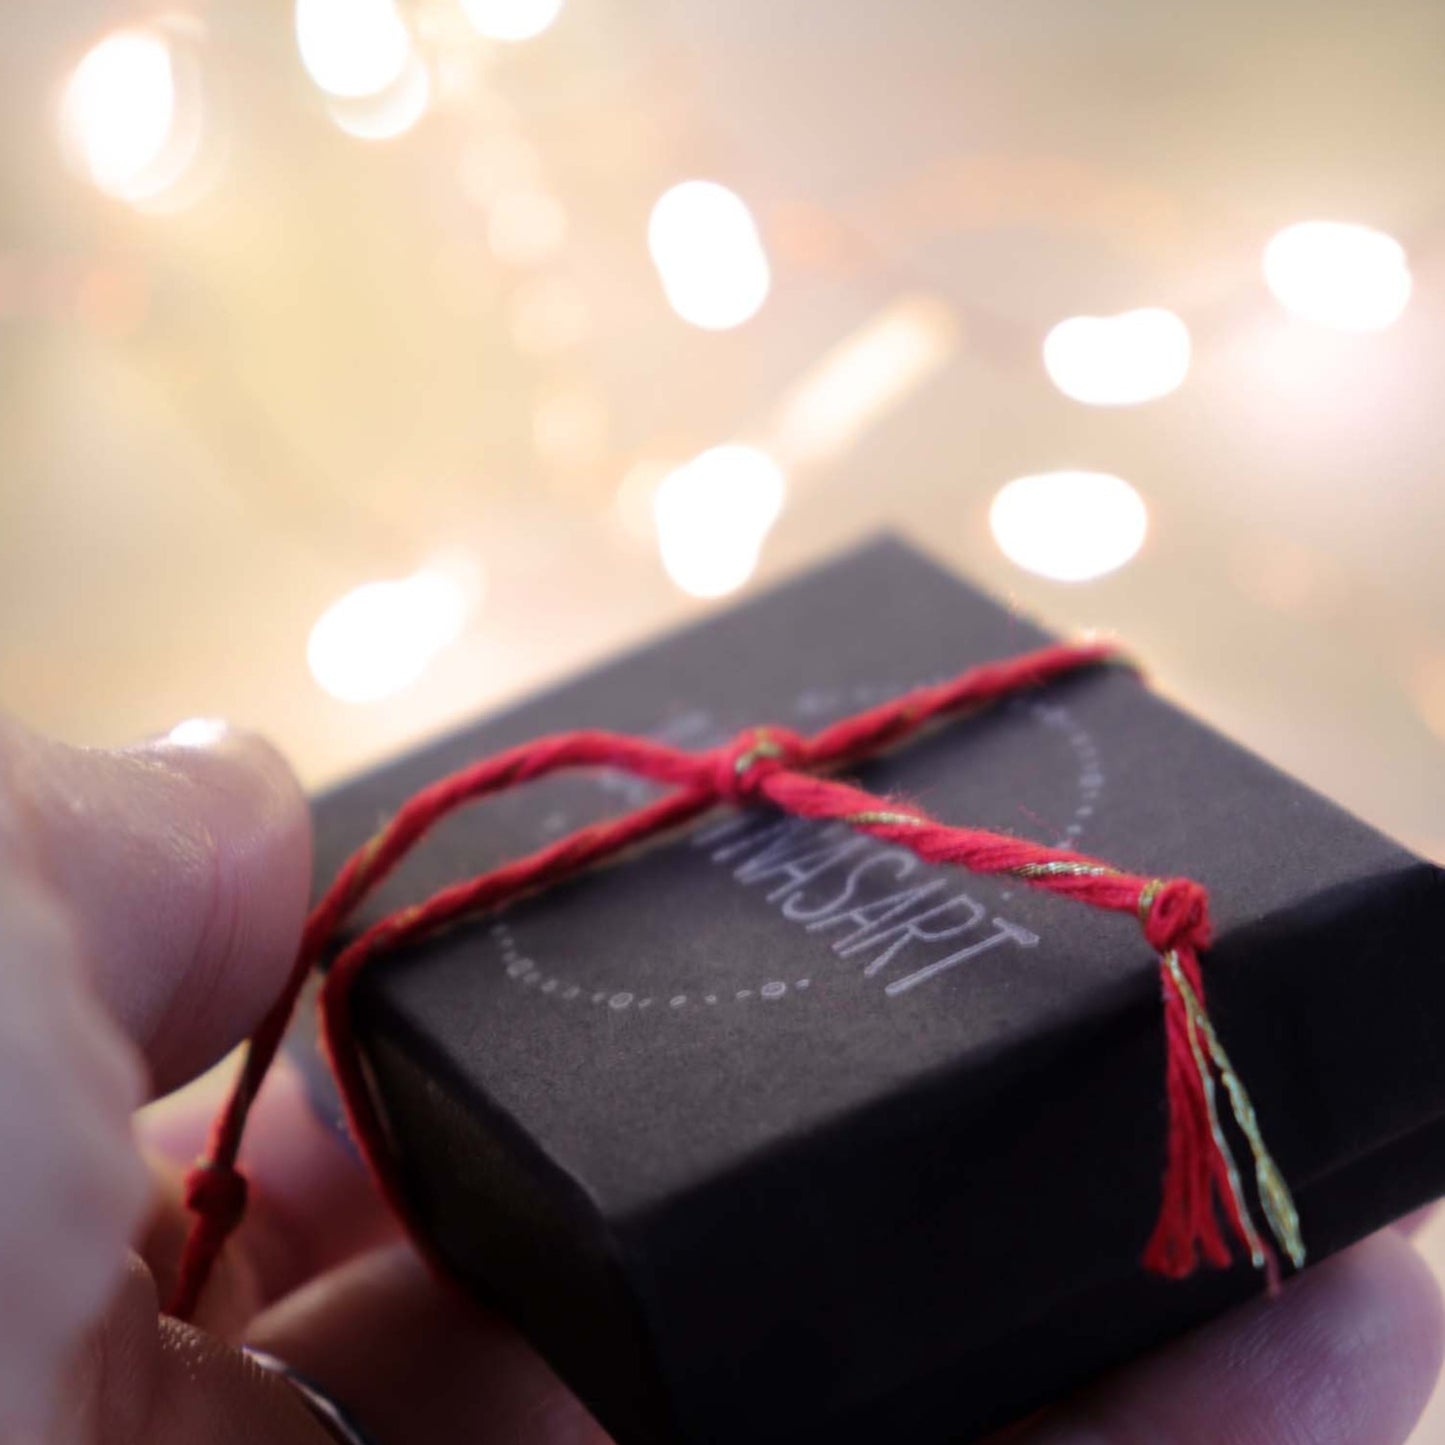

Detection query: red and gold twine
xmin=169 ymin=639 xmax=1304 ymax=1321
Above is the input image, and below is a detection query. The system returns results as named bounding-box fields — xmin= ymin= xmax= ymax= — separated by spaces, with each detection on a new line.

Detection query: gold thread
xmin=344 ymin=830 xmax=389 ymax=905
xmin=1166 ymin=954 xmax=1307 ymax=1270
xmin=1137 ymin=877 xmax=1166 ymax=927
xmin=1012 ymin=861 xmax=1119 ymax=880
xmin=733 ymin=732 xmax=787 ymax=777
xmin=1164 ymin=950 xmax=1268 ymax=1271
xmin=845 ymin=810 xmax=924 ymax=827
xmin=1198 ymin=1020 xmax=1306 ymax=1270
xmin=391 ymin=903 xmax=425 ymax=930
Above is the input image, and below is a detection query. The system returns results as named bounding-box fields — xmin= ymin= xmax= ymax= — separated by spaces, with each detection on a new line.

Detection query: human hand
xmin=0 ymin=715 xmax=1439 ymax=1444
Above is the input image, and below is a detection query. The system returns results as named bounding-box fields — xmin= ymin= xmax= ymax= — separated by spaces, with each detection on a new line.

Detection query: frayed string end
xmin=1140 ymin=884 xmax=1305 ymax=1289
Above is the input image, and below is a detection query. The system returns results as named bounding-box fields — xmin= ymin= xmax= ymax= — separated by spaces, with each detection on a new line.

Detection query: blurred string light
xmin=533 ymin=385 xmax=609 ymax=474
xmin=325 ymin=50 xmax=431 ymax=140
xmin=60 ymin=25 xmax=205 ymax=206
xmin=771 ymin=295 xmax=958 ymax=467
xmin=307 ymin=558 xmax=481 ymax=703
xmin=459 ymin=131 xmax=544 ymax=207
xmin=489 ymin=189 xmax=568 ymax=266
xmin=989 ymin=471 xmax=1147 ymax=582
xmin=461 ymin=0 xmax=565 ymax=41
xmin=615 ymin=457 xmax=675 ymax=542
xmin=295 ymin=0 xmax=411 ymax=99
xmin=653 ymin=445 xmax=786 ymax=598
xmin=73 ymin=263 xmax=151 ymax=337
xmin=61 ymin=30 xmax=172 ymax=195
xmin=1043 ymin=308 xmax=1191 ymax=406
xmin=648 ymin=181 xmax=771 ymax=330
xmin=510 ymin=274 xmax=590 ymax=355
xmin=1263 ymin=221 xmax=1412 ymax=331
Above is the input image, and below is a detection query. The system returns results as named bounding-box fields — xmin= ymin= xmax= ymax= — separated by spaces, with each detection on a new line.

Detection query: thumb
xmin=0 ymin=715 xmax=312 ymax=1095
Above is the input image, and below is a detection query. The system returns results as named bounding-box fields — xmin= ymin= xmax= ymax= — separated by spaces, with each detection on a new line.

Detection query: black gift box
xmin=294 ymin=537 xmax=1445 ymax=1444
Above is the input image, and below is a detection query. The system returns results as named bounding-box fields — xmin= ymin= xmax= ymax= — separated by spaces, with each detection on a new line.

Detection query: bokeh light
xmin=772 ymin=295 xmax=958 ymax=466
xmin=325 ymin=51 xmax=431 ymax=140
xmin=510 ymin=275 xmax=590 ymax=355
xmin=461 ymin=0 xmax=565 ymax=42
xmin=73 ymin=263 xmax=151 ymax=337
xmin=1263 ymin=221 xmax=1412 ymax=331
xmin=989 ymin=470 xmax=1148 ymax=582
xmin=459 ymin=131 xmax=543 ymax=207
xmin=647 ymin=181 xmax=771 ymax=331
xmin=295 ymin=0 xmax=411 ymax=99
xmin=61 ymin=27 xmax=201 ymax=205
xmin=1043 ymin=308 xmax=1191 ymax=406
xmin=489 ymin=190 xmax=567 ymax=266
xmin=653 ymin=445 xmax=786 ymax=598
xmin=307 ymin=562 xmax=479 ymax=703
xmin=533 ymin=386 xmax=609 ymax=474
xmin=615 ymin=457 xmax=675 ymax=543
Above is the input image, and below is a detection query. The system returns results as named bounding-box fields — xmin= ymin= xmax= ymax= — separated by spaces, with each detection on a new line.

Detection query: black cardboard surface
xmin=294 ymin=537 xmax=1445 ymax=1444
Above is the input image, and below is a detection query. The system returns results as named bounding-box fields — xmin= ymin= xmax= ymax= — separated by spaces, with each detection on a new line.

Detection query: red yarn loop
xmin=712 ymin=725 xmax=810 ymax=804
xmin=1142 ymin=878 xmax=1212 ymax=955
xmin=166 ymin=637 xmax=1299 ymax=1322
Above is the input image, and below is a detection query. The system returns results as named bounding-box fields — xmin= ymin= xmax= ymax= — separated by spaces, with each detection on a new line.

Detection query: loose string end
xmin=1141 ymin=910 xmax=1304 ymax=1292
xmin=166 ymin=1157 xmax=250 ymax=1319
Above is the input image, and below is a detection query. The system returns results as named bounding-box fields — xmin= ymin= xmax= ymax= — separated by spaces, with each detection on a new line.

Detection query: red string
xmin=168 ymin=639 xmax=1286 ymax=1321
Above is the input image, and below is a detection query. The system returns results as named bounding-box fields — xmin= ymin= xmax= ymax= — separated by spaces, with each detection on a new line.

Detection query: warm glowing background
xmin=7 ymin=2 xmax=1445 ymax=1426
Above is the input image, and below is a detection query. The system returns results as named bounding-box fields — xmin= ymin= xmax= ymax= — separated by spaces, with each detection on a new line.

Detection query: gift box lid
xmin=295 ymin=536 xmax=1445 ymax=1444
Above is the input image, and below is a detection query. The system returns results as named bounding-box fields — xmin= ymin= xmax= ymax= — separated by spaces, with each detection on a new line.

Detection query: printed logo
xmin=488 ymin=681 xmax=1105 ymax=1015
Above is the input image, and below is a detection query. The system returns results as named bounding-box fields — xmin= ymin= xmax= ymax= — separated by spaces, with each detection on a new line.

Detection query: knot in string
xmin=165 ymin=636 xmax=1303 ymax=1323
xmin=182 ymin=1160 xmax=249 ymax=1237
xmin=1141 ymin=878 xmax=1212 ymax=955
xmin=711 ymin=726 xmax=809 ymax=805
